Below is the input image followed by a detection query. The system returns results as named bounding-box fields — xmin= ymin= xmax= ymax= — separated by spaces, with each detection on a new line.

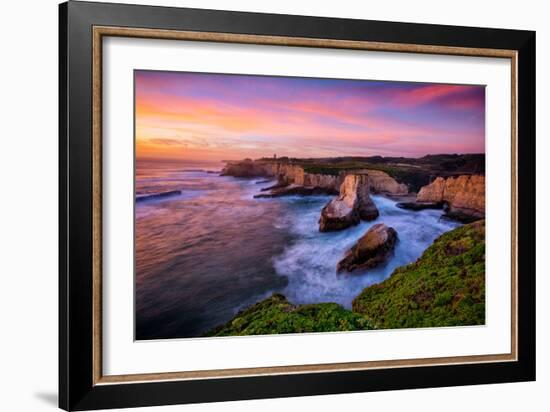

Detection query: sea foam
xmin=272 ymin=195 xmax=460 ymax=308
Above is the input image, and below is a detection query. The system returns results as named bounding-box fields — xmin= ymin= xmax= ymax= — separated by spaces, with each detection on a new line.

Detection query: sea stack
xmin=337 ymin=223 xmax=398 ymax=273
xmin=319 ymin=174 xmax=379 ymax=232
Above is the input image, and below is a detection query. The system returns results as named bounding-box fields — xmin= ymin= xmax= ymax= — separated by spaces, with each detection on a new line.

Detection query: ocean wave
xmin=273 ymin=195 xmax=460 ymax=308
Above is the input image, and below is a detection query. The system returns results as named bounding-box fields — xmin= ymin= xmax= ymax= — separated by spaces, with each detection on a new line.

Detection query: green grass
xmin=205 ymin=294 xmax=374 ymax=337
xmin=352 ymin=220 xmax=485 ymax=329
xmin=300 ymin=162 xmax=368 ymax=176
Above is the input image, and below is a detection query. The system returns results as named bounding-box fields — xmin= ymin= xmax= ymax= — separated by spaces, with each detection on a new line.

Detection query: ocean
xmin=135 ymin=160 xmax=460 ymax=340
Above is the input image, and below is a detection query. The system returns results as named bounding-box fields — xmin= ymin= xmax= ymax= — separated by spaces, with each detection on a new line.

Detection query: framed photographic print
xmin=59 ymin=1 xmax=536 ymax=410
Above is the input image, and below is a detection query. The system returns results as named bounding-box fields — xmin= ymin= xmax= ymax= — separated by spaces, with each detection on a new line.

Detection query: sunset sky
xmin=135 ymin=70 xmax=485 ymax=162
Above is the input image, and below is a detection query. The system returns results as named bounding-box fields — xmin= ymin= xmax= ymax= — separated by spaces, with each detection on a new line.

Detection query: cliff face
xmin=302 ymin=172 xmax=343 ymax=191
xmin=265 ymin=162 xmax=342 ymax=190
xmin=319 ymin=174 xmax=379 ymax=232
xmin=222 ymin=160 xmax=408 ymax=195
xmin=221 ymin=159 xmax=270 ymax=177
xmin=267 ymin=163 xmax=305 ymax=184
xmin=355 ymin=169 xmax=408 ymax=195
xmin=417 ymin=175 xmax=485 ymax=218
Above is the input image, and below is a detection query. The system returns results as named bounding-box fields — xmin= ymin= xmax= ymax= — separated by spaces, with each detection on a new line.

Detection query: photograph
xmin=50 ymin=1 xmax=537 ymax=410
xmin=134 ymin=70 xmax=486 ymax=340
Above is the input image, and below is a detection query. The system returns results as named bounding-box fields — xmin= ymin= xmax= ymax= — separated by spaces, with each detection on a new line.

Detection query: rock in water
xmin=396 ymin=201 xmax=443 ymax=211
xmin=337 ymin=223 xmax=398 ymax=273
xmin=254 ymin=184 xmax=337 ymax=198
xmin=319 ymin=174 xmax=379 ymax=232
xmin=358 ymin=191 xmax=379 ymax=221
xmin=135 ymin=190 xmax=182 ymax=202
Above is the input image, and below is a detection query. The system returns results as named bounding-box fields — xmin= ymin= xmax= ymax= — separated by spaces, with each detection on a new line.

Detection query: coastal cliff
xmin=355 ymin=169 xmax=408 ymax=196
xmin=221 ymin=159 xmax=408 ymax=196
xmin=222 ymin=158 xmax=485 ymax=223
xmin=416 ymin=175 xmax=485 ymax=219
xmin=220 ymin=158 xmax=270 ymax=178
xmin=319 ymin=174 xmax=379 ymax=232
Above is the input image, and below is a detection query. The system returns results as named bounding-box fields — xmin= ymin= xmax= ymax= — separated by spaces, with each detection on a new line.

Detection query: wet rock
xmin=254 ymin=185 xmax=337 ymax=198
xmin=396 ymin=201 xmax=444 ymax=211
xmin=337 ymin=223 xmax=398 ymax=273
xmin=136 ymin=190 xmax=181 ymax=202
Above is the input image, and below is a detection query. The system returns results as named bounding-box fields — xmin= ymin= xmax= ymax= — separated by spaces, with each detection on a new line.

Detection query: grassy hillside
xmin=205 ymin=294 xmax=374 ymax=337
xmin=352 ymin=220 xmax=485 ymax=328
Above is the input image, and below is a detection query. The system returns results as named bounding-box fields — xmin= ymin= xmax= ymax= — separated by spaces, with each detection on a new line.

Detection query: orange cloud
xmin=134 ymin=72 xmax=485 ymax=161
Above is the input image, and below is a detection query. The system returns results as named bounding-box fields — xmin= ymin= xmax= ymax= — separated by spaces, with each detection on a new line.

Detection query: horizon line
xmin=136 ymin=152 xmax=486 ymax=163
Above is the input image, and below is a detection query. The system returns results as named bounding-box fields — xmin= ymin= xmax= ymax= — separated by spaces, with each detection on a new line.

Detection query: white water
xmin=266 ymin=194 xmax=461 ymax=308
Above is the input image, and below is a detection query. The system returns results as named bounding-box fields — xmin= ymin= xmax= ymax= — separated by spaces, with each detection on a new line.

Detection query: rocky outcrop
xmin=396 ymin=201 xmax=444 ymax=211
xmin=416 ymin=175 xmax=485 ymax=219
xmin=354 ymin=169 xmax=409 ymax=195
xmin=302 ymin=172 xmax=343 ymax=191
xmin=319 ymin=174 xmax=379 ymax=232
xmin=270 ymin=163 xmax=306 ymax=185
xmin=221 ymin=159 xmax=270 ymax=177
xmin=337 ymin=223 xmax=398 ymax=272
xmin=260 ymin=178 xmax=290 ymax=192
xmin=267 ymin=163 xmax=343 ymax=192
xmin=136 ymin=190 xmax=182 ymax=202
xmin=222 ymin=160 xmax=342 ymax=192
xmin=273 ymin=167 xmax=406 ymax=196
xmin=254 ymin=184 xmax=337 ymax=198
xmin=222 ymin=159 xmax=411 ymax=198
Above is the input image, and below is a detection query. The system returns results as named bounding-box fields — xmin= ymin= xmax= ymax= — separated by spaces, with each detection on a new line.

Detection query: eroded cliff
xmin=221 ymin=159 xmax=408 ymax=196
xmin=416 ymin=175 xmax=485 ymax=219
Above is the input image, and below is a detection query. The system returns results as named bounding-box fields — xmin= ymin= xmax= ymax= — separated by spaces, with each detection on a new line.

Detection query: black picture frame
xmin=59 ymin=1 xmax=536 ymax=410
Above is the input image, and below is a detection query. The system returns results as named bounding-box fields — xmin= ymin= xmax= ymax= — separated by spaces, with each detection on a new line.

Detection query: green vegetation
xmin=352 ymin=220 xmax=485 ymax=328
xmin=205 ymin=221 xmax=485 ymax=336
xmin=205 ymin=294 xmax=374 ymax=337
